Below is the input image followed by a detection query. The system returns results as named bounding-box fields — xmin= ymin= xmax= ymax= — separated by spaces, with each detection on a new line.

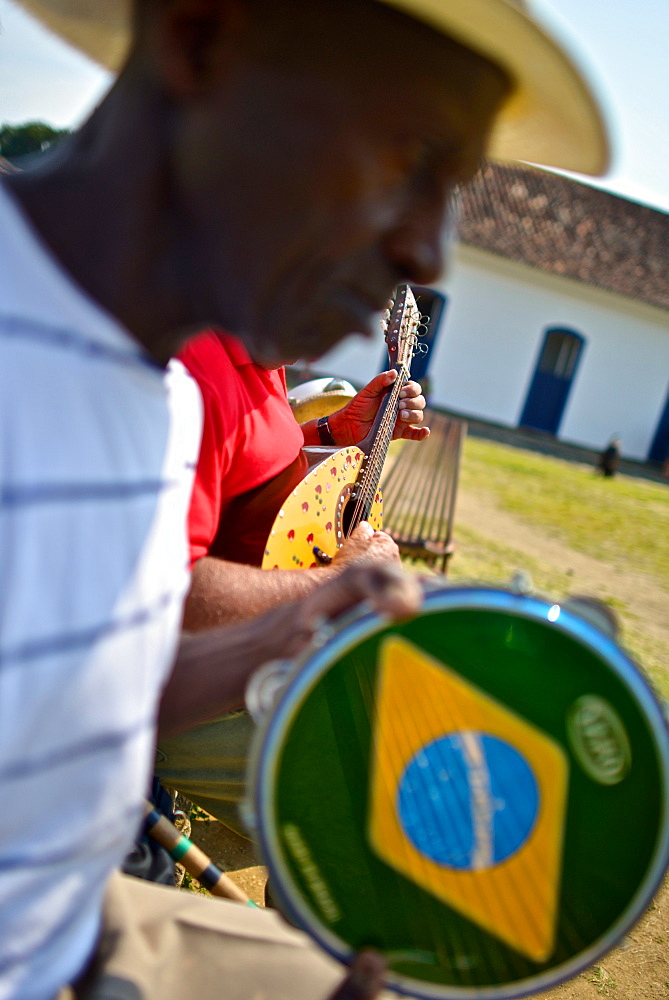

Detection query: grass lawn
xmin=443 ymin=435 xmax=669 ymax=699
xmin=458 ymin=437 xmax=669 ymax=583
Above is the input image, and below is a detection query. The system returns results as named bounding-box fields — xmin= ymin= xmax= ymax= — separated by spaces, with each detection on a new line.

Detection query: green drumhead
xmin=250 ymin=588 xmax=669 ymax=999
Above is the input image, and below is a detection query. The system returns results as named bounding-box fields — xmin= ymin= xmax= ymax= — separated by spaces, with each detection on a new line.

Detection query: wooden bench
xmin=380 ymin=410 xmax=467 ymax=575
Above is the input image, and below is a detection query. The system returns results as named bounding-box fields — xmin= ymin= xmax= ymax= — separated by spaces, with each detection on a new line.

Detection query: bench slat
xmin=380 ymin=411 xmax=466 ymax=574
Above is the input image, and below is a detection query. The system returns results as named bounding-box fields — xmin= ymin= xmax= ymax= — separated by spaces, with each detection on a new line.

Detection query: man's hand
xmin=255 ymin=559 xmax=421 ymax=662
xmin=161 ymin=561 xmax=422 ymax=737
xmin=332 ymin=521 xmax=400 ymax=569
xmin=326 ymin=952 xmax=387 ymax=1000
xmin=328 ymin=370 xmax=429 ymax=445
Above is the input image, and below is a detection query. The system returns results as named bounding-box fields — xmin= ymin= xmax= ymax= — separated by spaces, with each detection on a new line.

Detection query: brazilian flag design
xmin=260 ymin=593 xmax=669 ymax=997
xmin=368 ymin=635 xmax=568 ymax=961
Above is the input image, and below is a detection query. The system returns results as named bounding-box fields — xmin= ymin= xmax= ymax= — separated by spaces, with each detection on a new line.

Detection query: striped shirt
xmin=0 ymin=183 xmax=202 ymax=1000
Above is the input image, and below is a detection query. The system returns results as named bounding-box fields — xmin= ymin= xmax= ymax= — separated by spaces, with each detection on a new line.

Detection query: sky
xmin=1 ymin=0 xmax=668 ymax=213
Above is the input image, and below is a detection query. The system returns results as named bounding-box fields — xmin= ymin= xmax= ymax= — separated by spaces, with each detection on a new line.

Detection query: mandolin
xmin=261 ymin=284 xmax=425 ymax=570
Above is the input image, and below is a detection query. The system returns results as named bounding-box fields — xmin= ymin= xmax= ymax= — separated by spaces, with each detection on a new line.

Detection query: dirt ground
xmin=455 ymin=483 xmax=669 ymax=667
xmin=181 ymin=476 xmax=669 ymax=999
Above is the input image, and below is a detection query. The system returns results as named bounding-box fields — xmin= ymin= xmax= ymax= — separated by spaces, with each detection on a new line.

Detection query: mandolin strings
xmin=347 ymin=371 xmax=408 ymax=533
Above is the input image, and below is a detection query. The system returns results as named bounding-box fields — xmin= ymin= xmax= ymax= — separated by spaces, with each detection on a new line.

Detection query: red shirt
xmin=179 ymin=330 xmax=306 ymax=566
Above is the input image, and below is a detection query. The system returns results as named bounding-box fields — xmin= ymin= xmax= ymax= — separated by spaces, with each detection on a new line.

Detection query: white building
xmin=317 ymin=163 xmax=669 ymax=464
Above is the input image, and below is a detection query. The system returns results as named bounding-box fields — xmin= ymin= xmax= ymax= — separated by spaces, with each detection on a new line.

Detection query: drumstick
xmin=143 ymin=801 xmax=259 ymax=906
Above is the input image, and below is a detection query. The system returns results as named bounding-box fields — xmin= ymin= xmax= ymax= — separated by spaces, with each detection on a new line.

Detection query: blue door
xmin=520 ymin=328 xmax=584 ymax=435
xmin=648 ymin=383 xmax=669 ymax=463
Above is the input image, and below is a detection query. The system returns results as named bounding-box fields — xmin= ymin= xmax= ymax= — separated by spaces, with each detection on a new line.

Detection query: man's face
xmin=167 ymin=0 xmax=509 ymax=366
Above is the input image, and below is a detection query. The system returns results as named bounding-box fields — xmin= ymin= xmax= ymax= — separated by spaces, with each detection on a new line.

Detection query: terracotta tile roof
xmin=458 ymin=162 xmax=669 ymax=311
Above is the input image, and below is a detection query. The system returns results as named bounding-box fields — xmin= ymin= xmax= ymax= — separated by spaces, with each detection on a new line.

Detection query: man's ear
xmin=146 ymin=0 xmax=250 ymax=97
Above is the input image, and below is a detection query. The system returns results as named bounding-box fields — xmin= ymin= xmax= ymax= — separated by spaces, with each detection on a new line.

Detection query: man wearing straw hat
xmin=0 ymin=0 xmax=607 ymax=998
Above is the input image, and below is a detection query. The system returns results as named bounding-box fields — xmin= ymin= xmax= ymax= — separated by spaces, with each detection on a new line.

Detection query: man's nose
xmin=381 ymin=197 xmax=453 ymax=286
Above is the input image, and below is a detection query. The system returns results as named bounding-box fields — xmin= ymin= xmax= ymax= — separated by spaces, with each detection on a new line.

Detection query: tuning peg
xmin=380 ymin=308 xmax=392 ymax=332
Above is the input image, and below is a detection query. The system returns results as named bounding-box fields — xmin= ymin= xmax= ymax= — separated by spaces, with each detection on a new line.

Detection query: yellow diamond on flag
xmin=368 ymin=635 xmax=569 ymax=962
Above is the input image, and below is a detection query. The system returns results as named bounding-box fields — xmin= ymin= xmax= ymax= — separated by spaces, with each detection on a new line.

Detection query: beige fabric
xmin=16 ymin=0 xmax=609 ymax=175
xmin=155 ymin=709 xmax=254 ymax=839
xmin=70 ymin=872 xmax=395 ymax=1000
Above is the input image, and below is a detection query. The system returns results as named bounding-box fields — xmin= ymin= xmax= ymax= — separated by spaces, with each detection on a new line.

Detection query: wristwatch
xmin=317 ymin=415 xmax=336 ymax=446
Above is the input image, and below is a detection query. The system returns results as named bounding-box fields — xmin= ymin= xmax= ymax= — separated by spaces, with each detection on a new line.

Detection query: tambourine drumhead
xmin=247 ymin=587 xmax=669 ymax=999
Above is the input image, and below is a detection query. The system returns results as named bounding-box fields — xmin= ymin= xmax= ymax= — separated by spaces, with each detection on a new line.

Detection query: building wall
xmin=316 ymin=244 xmax=669 ymax=461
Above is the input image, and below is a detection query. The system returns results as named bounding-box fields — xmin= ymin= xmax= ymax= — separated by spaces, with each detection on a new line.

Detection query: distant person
xmin=598 ymin=436 xmax=621 ymax=477
xmin=660 ymin=436 xmax=669 ymax=479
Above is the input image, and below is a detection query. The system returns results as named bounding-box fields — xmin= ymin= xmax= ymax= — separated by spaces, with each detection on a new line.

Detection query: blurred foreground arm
xmin=327 ymin=952 xmax=387 ymax=1000
xmin=159 ymin=562 xmax=421 ymax=737
xmin=184 ymin=521 xmax=400 ymax=630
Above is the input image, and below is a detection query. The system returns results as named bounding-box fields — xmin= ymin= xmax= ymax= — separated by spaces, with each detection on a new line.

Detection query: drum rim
xmin=249 ymin=585 xmax=669 ymax=999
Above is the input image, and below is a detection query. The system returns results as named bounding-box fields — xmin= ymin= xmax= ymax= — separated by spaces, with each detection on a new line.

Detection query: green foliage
xmin=188 ymin=802 xmax=212 ymax=822
xmin=181 ymin=871 xmax=211 ymax=896
xmin=587 ymin=965 xmax=617 ymax=994
xmin=0 ymin=121 xmax=71 ymax=162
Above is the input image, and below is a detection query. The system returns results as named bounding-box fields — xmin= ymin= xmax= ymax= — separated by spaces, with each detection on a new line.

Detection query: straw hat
xmin=287 ymin=377 xmax=357 ymax=424
xmin=17 ymin=0 xmax=609 ymax=175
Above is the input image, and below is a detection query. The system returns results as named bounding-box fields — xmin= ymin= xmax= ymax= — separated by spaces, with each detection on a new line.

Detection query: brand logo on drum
xmin=368 ymin=635 xmax=569 ymax=962
xmin=567 ymin=695 xmax=631 ymax=785
xmin=282 ymin=823 xmax=342 ymax=923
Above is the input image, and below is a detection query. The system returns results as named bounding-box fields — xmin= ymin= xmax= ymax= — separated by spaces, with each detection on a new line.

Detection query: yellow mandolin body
xmin=261 ymin=447 xmax=383 ymax=570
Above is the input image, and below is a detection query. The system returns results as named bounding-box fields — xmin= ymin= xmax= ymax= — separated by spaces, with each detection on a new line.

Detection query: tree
xmin=0 ymin=121 xmax=71 ymax=162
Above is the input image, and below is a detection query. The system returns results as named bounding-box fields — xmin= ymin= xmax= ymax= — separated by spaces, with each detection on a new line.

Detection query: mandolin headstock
xmin=381 ymin=284 xmax=426 ymax=374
